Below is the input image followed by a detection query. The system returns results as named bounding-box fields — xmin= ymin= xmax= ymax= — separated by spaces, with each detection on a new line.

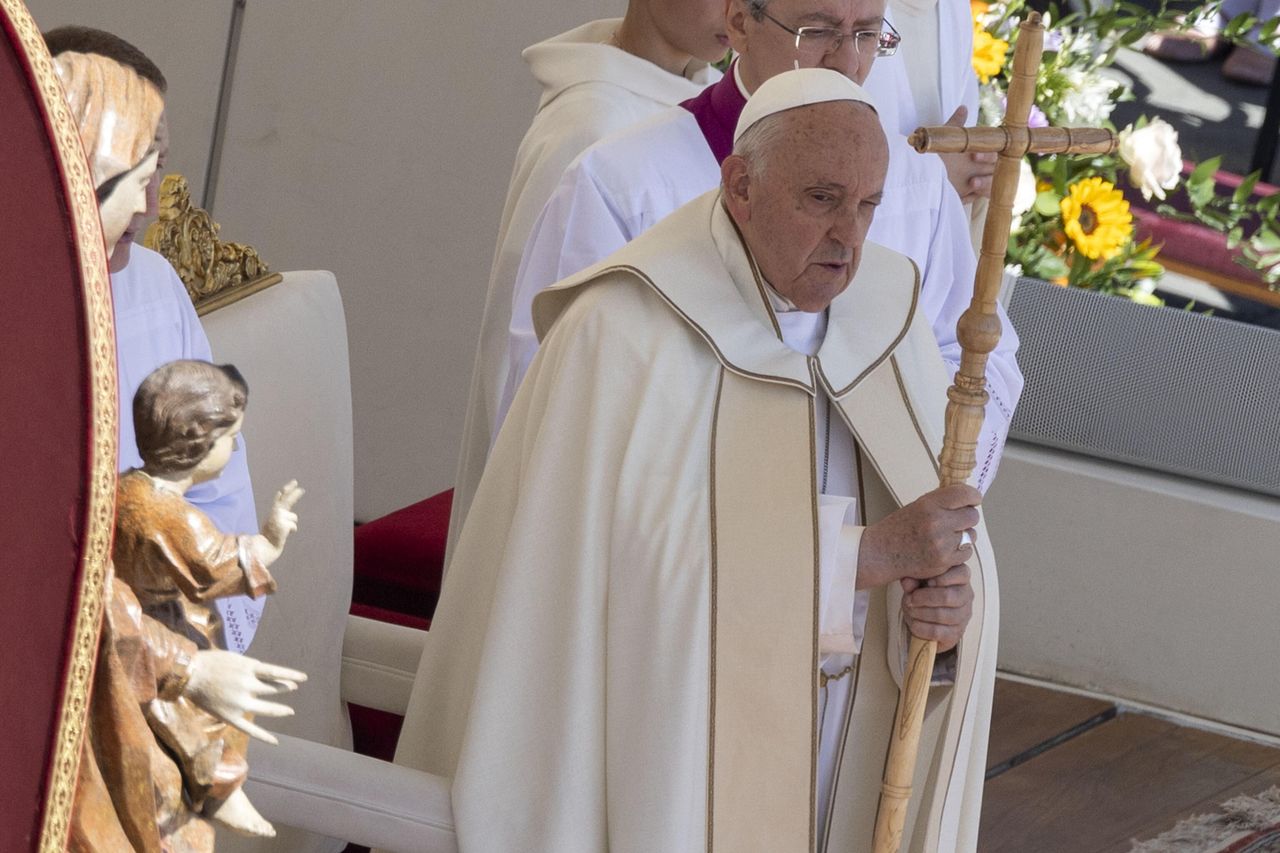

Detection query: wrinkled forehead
xmin=767 ymin=0 xmax=888 ymax=28
xmin=781 ymin=100 xmax=885 ymax=157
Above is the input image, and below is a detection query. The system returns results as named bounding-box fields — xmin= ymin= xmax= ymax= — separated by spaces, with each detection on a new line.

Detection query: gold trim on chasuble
xmin=708 ymin=368 xmax=820 ymax=852
xmin=3 ymin=1 xmax=121 ymax=850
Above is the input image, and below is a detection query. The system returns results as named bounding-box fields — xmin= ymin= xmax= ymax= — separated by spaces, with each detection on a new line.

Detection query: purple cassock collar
xmin=680 ymin=61 xmax=749 ymax=165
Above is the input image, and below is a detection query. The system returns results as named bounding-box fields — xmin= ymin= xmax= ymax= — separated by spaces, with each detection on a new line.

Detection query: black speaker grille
xmin=1005 ymin=278 xmax=1280 ymax=496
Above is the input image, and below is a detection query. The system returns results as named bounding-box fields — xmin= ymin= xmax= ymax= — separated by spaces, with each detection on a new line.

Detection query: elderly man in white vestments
xmin=394 ymin=70 xmax=998 ymax=853
xmin=449 ymin=2 xmax=727 ymax=559
xmin=482 ymin=0 xmax=1023 ymax=517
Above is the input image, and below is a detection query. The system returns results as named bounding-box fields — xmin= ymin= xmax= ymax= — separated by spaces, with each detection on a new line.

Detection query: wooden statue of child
xmin=112 ymin=359 xmax=303 ymax=839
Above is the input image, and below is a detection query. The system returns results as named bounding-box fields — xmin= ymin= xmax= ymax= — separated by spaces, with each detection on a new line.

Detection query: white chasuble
xmin=394 ymin=191 xmax=998 ymax=852
xmin=448 ymin=19 xmax=719 ymax=570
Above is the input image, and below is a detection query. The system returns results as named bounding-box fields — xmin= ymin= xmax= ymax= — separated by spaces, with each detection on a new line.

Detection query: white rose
xmin=1118 ymin=118 xmax=1183 ymax=202
xmin=1011 ymin=158 xmax=1037 ymax=223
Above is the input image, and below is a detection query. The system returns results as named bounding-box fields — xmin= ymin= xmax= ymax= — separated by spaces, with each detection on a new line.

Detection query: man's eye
xmin=810 ymin=191 xmax=835 ymax=204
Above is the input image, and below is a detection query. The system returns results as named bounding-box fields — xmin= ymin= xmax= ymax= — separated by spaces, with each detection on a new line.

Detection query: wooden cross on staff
xmin=870 ymin=12 xmax=1118 ymax=852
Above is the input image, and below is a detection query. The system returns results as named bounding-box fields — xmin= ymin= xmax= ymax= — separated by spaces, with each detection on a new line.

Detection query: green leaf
xmin=1253 ymin=226 xmax=1280 ymax=252
xmin=1233 ymin=172 xmax=1261 ymax=205
xmin=1032 ymin=252 xmax=1071 ymax=280
xmin=1188 ymin=156 xmax=1222 ymax=186
xmin=1034 ymin=190 xmax=1063 ymax=217
xmin=1187 ymin=179 xmax=1217 ymax=210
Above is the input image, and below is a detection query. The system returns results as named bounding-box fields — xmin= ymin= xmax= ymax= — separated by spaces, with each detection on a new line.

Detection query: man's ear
xmin=725 ymin=0 xmax=750 ymax=54
xmin=721 ymin=155 xmax=752 ymax=223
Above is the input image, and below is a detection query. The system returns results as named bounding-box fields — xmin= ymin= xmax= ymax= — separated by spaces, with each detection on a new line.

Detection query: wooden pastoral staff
xmin=870 ymin=13 xmax=1118 ymax=852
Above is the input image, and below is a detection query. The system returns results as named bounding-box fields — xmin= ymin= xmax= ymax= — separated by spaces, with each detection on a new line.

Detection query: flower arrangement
xmin=973 ymin=0 xmax=1280 ymax=305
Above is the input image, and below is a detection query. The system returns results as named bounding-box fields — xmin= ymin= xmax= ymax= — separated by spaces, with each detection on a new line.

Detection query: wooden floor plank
xmin=987 ymin=678 xmax=1115 ymax=769
xmin=979 ymin=713 xmax=1280 ymax=853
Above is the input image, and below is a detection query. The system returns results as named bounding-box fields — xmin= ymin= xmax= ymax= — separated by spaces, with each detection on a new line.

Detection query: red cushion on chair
xmin=348 ymin=493 xmax=452 ymax=797
xmin=348 ymin=601 xmax=431 ymax=632
xmin=351 ymin=489 xmax=452 ymax=623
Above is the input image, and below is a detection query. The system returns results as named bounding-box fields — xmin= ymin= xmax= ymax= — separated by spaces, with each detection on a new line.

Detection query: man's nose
xmin=829 ymin=207 xmax=863 ymax=247
xmin=821 ymin=36 xmax=863 ymax=81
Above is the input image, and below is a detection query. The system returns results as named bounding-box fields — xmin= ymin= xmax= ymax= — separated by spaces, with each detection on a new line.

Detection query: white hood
xmin=523 ymin=19 xmax=720 ymax=111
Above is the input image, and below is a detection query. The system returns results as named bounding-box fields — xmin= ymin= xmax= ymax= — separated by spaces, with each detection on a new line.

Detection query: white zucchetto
xmin=734 ymin=67 xmax=880 ymax=144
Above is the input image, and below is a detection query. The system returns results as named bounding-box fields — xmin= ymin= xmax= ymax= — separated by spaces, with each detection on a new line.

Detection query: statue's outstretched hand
xmin=262 ymin=480 xmax=304 ymax=551
xmin=185 ymin=649 xmax=307 ymax=745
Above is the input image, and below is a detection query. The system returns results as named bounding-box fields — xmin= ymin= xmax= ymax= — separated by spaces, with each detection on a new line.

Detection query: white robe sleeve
xmin=916 ymin=181 xmax=1024 ymax=492
xmin=500 ymin=160 xmax=636 ymax=436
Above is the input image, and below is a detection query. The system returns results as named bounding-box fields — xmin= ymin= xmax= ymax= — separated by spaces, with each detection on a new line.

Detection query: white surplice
xmin=394 ymin=192 xmax=998 ymax=852
xmin=874 ymin=0 xmax=992 ymax=247
xmin=448 ymin=19 xmax=719 ymax=562
xmin=870 ymin=0 xmax=979 ymax=134
xmin=112 ymin=244 xmax=263 ymax=652
xmin=502 ymin=75 xmax=1021 ymax=493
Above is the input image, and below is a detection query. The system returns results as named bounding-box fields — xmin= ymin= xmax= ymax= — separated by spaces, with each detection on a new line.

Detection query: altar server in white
xmin=450 ymin=3 xmax=727 ymax=558
xmin=495 ymin=0 xmax=1022 ymax=509
xmin=868 ymin=0 xmax=996 ymax=204
xmin=395 ymin=71 xmax=997 ymax=853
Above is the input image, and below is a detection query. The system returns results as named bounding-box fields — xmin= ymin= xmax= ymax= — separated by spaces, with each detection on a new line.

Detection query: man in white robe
xmin=46 ymin=26 xmax=263 ymax=652
xmin=395 ymin=71 xmax=997 ymax=853
xmin=873 ymin=0 xmax=996 ymax=205
xmin=872 ymin=0 xmax=999 ymax=243
xmin=491 ymin=0 xmax=1022 ymax=508
xmin=449 ymin=4 xmax=727 ymax=558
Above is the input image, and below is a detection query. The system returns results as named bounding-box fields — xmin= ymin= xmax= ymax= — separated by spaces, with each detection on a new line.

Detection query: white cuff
xmin=818 ymin=497 xmax=861 ymax=655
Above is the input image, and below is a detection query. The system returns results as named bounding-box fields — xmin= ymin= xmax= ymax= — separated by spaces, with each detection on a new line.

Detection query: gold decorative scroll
xmin=143 ymin=174 xmax=282 ymax=314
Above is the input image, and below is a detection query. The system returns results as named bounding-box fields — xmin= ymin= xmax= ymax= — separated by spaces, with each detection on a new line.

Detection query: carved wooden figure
xmin=870 ymin=14 xmax=1118 ymax=852
xmin=46 ymin=37 xmax=309 ymax=851
xmin=108 ymin=360 xmax=305 ymax=844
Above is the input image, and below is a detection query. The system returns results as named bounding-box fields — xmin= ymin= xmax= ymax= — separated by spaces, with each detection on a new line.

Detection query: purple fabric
xmin=680 ymin=63 xmax=749 ymax=165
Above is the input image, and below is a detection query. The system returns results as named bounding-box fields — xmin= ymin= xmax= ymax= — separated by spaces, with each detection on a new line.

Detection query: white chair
xmin=201 ymin=270 xmax=457 ymax=852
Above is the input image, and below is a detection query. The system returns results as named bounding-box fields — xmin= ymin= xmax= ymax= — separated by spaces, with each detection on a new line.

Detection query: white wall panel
xmin=214 ymin=0 xmax=623 ymax=520
xmin=25 ymin=0 xmax=232 ymax=204
xmin=986 ymin=442 xmax=1280 ymax=735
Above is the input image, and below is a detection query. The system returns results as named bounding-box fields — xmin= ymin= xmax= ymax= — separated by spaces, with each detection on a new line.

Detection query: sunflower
xmin=1060 ymin=177 xmax=1133 ymax=260
xmin=972 ymin=28 xmax=1009 ymax=84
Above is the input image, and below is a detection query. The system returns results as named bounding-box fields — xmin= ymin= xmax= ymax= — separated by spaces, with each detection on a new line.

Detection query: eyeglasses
xmin=760 ymin=11 xmax=902 ymax=60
